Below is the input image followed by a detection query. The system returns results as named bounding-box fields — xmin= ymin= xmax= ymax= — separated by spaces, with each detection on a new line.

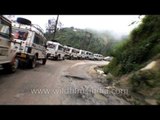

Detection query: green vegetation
xmin=102 ymin=15 xmax=160 ymax=104
xmin=129 ymin=69 xmax=160 ymax=103
xmin=45 ymin=27 xmax=104 ymax=55
xmin=45 ymin=27 xmax=119 ymax=56
xmin=103 ymin=15 xmax=160 ymax=76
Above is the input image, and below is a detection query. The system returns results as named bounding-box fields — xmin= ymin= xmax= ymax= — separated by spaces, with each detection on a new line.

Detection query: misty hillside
xmin=103 ymin=15 xmax=160 ymax=105
xmin=45 ymin=27 xmax=119 ymax=55
xmin=104 ymin=15 xmax=160 ymax=76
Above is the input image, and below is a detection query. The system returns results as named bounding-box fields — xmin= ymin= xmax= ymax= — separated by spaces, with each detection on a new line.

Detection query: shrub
xmin=130 ymin=70 xmax=156 ymax=90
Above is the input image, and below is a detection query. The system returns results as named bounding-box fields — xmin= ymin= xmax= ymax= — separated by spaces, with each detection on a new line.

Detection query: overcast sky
xmin=8 ymin=15 xmax=144 ymax=37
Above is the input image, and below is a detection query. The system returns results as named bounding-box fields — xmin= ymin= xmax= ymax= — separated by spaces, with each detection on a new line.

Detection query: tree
xmin=52 ymin=15 xmax=59 ymax=40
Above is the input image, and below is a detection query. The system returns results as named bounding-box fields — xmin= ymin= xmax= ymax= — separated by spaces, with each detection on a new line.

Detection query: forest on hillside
xmin=44 ymin=27 xmax=124 ymax=56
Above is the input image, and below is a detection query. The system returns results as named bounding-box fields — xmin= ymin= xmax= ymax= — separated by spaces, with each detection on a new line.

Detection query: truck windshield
xmin=65 ymin=48 xmax=70 ymax=52
xmin=12 ymin=28 xmax=28 ymax=40
xmin=47 ymin=43 xmax=56 ymax=49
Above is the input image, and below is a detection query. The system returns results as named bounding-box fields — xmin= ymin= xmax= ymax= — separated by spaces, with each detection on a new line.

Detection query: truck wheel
xmin=42 ymin=58 xmax=47 ymax=65
xmin=30 ymin=56 xmax=37 ymax=68
xmin=58 ymin=55 xmax=60 ymax=60
xmin=11 ymin=57 xmax=19 ymax=72
xmin=3 ymin=58 xmax=19 ymax=73
xmin=46 ymin=54 xmax=49 ymax=59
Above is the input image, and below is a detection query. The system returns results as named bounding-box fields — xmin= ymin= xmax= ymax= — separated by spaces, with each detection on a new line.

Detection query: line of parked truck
xmin=46 ymin=40 xmax=104 ymax=61
xmin=0 ymin=16 xmax=110 ymax=73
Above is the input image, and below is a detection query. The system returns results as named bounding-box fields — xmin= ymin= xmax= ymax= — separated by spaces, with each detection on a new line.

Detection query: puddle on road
xmin=64 ymin=75 xmax=88 ymax=80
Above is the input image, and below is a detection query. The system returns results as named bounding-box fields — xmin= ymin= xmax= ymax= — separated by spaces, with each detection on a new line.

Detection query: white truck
xmin=64 ymin=46 xmax=79 ymax=60
xmin=77 ymin=49 xmax=85 ymax=60
xmin=46 ymin=41 xmax=65 ymax=60
xmin=0 ymin=15 xmax=18 ymax=72
xmin=85 ymin=51 xmax=94 ymax=60
xmin=11 ymin=17 xmax=47 ymax=68
xmin=94 ymin=54 xmax=103 ymax=61
xmin=64 ymin=45 xmax=71 ymax=59
xmin=70 ymin=47 xmax=79 ymax=60
xmin=103 ymin=56 xmax=113 ymax=61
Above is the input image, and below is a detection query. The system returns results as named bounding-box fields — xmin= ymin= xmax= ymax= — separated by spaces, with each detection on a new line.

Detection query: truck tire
xmin=3 ymin=57 xmax=19 ymax=73
xmin=30 ymin=56 xmax=37 ymax=68
xmin=57 ymin=55 xmax=60 ymax=60
xmin=46 ymin=54 xmax=50 ymax=59
xmin=42 ymin=58 xmax=47 ymax=65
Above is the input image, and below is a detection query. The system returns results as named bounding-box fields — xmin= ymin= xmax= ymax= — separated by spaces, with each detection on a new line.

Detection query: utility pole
xmin=52 ymin=15 xmax=59 ymax=40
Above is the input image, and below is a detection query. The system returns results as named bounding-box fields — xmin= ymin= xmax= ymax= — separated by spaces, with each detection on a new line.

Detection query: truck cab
xmin=77 ymin=49 xmax=85 ymax=60
xmin=94 ymin=54 xmax=103 ymax=61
